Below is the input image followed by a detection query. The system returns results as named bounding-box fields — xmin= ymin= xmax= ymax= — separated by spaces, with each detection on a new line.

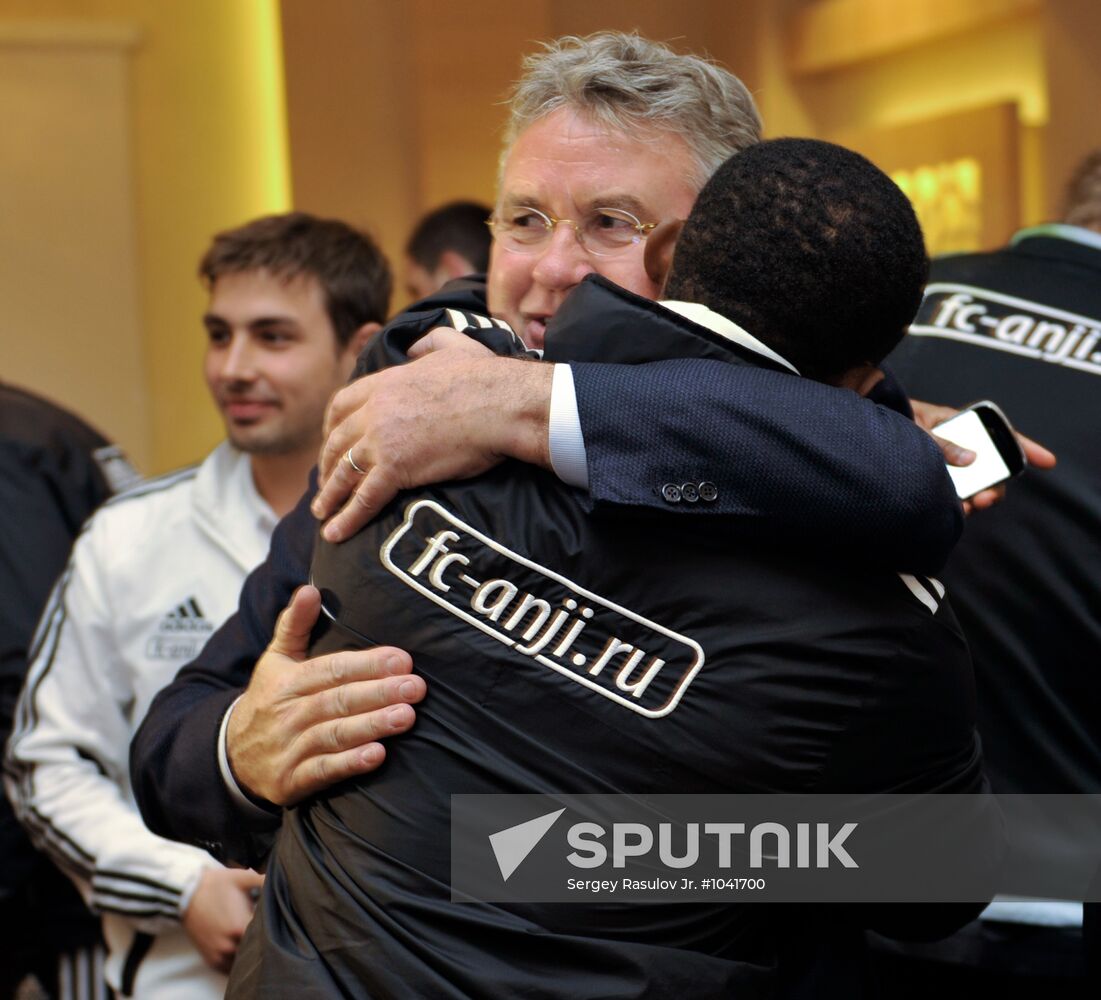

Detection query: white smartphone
xmin=934 ymin=400 xmax=1027 ymax=500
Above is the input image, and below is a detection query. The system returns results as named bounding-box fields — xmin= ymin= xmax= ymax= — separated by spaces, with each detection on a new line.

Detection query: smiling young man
xmin=200 ymin=260 xmax=380 ymax=515
xmin=5 ymin=213 xmax=389 ymax=999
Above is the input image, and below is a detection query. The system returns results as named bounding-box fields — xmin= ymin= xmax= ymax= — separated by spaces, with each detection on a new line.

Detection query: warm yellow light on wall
xmin=800 ymin=12 xmax=1047 ymax=137
xmin=892 ymin=157 xmax=984 ymax=256
xmin=243 ymin=0 xmax=291 ymax=211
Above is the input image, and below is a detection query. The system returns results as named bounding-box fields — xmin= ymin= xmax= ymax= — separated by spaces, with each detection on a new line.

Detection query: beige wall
xmin=750 ymin=0 xmax=1050 ymax=233
xmin=0 ymin=22 xmax=150 ymax=466
xmin=1043 ymin=0 xmax=1101 ymax=219
xmin=279 ymin=0 xmax=419 ymax=304
xmin=0 ymin=0 xmax=290 ymax=474
xmin=282 ymin=0 xmax=1101 ymax=285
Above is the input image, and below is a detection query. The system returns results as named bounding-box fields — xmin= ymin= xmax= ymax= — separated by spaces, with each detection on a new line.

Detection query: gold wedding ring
xmin=345 ymin=448 xmax=367 ymax=475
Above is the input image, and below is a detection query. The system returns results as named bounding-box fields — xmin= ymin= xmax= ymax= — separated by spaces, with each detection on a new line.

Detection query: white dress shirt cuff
xmin=548 ymin=363 xmax=589 ymax=489
xmin=218 ymin=695 xmax=281 ymax=820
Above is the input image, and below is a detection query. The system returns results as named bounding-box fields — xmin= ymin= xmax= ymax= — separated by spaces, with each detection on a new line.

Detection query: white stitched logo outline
xmin=911 ymin=282 xmax=1101 ymax=376
xmin=379 ymin=500 xmax=705 ymax=718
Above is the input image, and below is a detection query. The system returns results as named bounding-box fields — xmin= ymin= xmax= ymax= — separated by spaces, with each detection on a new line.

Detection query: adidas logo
xmin=157 ymin=597 xmax=213 ymax=634
xmin=146 ymin=597 xmax=213 ymax=660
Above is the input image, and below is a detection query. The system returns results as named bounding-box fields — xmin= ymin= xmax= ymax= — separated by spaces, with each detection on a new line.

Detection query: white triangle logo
xmin=488 ymin=808 xmax=566 ymax=882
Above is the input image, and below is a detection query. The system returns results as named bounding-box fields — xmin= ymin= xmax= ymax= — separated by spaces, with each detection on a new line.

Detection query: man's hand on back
xmin=225 ymin=585 xmax=425 ymax=807
xmin=312 ymin=336 xmax=554 ymax=542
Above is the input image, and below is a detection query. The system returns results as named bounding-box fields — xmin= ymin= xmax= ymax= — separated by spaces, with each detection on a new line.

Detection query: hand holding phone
xmin=934 ymin=400 xmax=1027 ymax=500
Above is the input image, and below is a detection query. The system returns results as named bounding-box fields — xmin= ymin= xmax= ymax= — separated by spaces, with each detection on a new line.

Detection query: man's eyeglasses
xmin=487 ymin=207 xmax=658 ymax=257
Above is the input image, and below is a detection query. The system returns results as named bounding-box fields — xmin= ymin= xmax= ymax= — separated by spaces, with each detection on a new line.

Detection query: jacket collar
xmin=1006 ymin=224 xmax=1101 ymax=269
xmin=542 ymin=275 xmax=797 ymax=375
xmin=192 ymin=441 xmax=277 ymax=572
xmin=661 ymin=300 xmax=800 ymax=373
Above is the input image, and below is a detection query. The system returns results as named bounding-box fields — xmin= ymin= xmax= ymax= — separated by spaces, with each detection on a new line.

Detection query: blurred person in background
xmin=1 ymin=381 xmax=137 ymax=999
xmin=403 ymin=199 xmax=492 ymax=301
xmin=873 ymin=148 xmax=1101 ymax=999
xmin=5 ymin=213 xmax=389 ymax=999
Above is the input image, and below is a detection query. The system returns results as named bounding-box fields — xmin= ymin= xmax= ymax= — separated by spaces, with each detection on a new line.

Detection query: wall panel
xmin=1 ymin=0 xmax=290 ymax=474
xmin=0 ymin=24 xmax=150 ymax=467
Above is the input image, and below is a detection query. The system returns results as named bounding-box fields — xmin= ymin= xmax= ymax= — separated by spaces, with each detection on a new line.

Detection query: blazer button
xmin=698 ymin=481 xmax=718 ymax=502
xmin=661 ymin=483 xmax=682 ymax=503
xmin=681 ymin=482 xmax=700 ymax=503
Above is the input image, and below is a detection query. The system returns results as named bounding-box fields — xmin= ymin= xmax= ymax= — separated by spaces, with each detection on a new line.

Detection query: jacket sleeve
xmin=130 ymin=486 xmax=317 ymax=868
xmin=4 ymin=524 xmax=213 ymax=934
xmin=0 ymin=438 xmax=117 ymax=902
xmin=570 ymin=358 xmax=962 ymax=575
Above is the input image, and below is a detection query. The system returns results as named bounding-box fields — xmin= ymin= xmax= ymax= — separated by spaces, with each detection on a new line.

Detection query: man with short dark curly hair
xmin=664 ymin=138 xmax=928 ymax=385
